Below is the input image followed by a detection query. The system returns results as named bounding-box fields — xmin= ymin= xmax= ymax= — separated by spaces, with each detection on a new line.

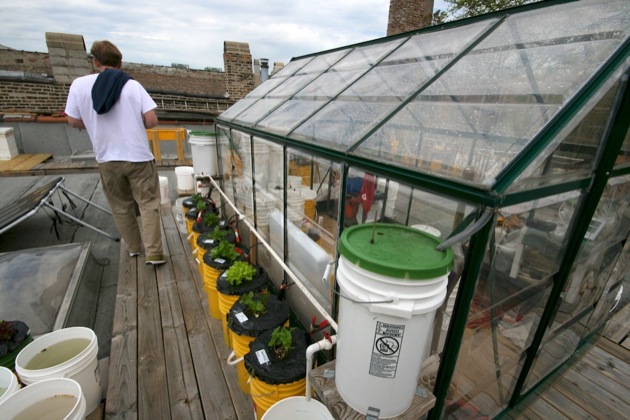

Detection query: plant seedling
xmin=269 ymin=326 xmax=294 ymax=360
xmin=225 ymin=261 xmax=257 ymax=286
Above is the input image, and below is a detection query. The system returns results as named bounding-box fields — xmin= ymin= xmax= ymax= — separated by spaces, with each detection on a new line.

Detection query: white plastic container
xmin=0 ymin=366 xmax=20 ymax=404
xmin=159 ymin=176 xmax=169 ymax=205
xmin=189 ymin=131 xmax=218 ymax=176
xmin=15 ymin=326 xmax=101 ymax=415
xmin=262 ymin=396 xmax=333 ymax=420
xmin=0 ymin=127 xmax=18 ymax=160
xmin=335 ymin=224 xmax=452 ymax=418
xmin=0 ymin=377 xmax=86 ymax=420
xmin=175 ymin=166 xmax=195 ymax=192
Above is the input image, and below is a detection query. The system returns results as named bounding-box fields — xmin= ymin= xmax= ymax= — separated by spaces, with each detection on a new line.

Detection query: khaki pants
xmin=99 ymin=161 xmax=163 ymax=257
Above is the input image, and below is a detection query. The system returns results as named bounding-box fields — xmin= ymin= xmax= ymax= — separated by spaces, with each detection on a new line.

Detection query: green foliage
xmin=225 ymin=261 xmax=257 ymax=286
xmin=191 ymin=193 xmax=203 ymax=203
xmin=209 ymin=240 xmax=240 ymax=262
xmin=203 ymin=212 xmax=219 ymax=227
xmin=269 ymin=326 xmax=293 ymax=360
xmin=196 ymin=200 xmax=207 ymax=212
xmin=208 ymin=226 xmax=228 ymax=241
xmin=437 ymin=0 xmax=541 ymax=21
xmin=239 ymin=292 xmax=268 ymax=317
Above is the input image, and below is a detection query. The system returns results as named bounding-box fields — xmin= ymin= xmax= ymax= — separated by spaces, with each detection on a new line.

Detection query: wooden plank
xmin=105 ymin=249 xmax=138 ymax=418
xmin=539 ymin=387 xmax=595 ymax=419
xmin=622 ymin=337 xmax=630 ymax=350
xmin=596 ymin=337 xmax=630 ymax=365
xmin=554 ymin=367 xmax=629 ymax=418
xmin=137 ymin=260 xmax=170 ymax=418
xmin=173 ymin=248 xmax=238 ymax=419
xmin=604 ymin=303 xmax=630 ymax=343
xmin=573 ymin=359 xmax=630 ymax=404
xmin=589 ymin=344 xmax=630 ymax=377
xmin=580 ymin=351 xmax=630 ymax=392
xmin=511 ymin=397 xmax=568 ymax=420
xmin=0 ymin=153 xmax=49 ymax=171
xmin=159 ymin=207 xmax=204 ymax=419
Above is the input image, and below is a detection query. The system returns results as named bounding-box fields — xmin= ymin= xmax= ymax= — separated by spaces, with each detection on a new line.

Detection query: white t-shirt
xmin=65 ymin=74 xmax=157 ymax=163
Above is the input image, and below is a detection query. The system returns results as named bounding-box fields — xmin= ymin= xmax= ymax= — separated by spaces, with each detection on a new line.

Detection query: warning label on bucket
xmin=369 ymin=321 xmax=404 ymax=378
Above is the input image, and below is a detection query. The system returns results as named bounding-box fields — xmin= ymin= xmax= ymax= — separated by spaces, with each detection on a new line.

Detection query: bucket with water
xmin=15 ymin=326 xmax=102 ymax=414
xmin=0 ymin=377 xmax=86 ymax=419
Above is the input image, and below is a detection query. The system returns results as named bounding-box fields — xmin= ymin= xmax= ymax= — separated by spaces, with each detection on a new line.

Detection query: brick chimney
xmin=223 ymin=41 xmax=255 ymax=101
xmin=387 ymin=0 xmax=434 ymax=36
xmin=45 ymin=32 xmax=93 ymax=84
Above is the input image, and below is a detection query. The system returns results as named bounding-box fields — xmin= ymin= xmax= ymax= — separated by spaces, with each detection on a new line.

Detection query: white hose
xmin=305 ymin=335 xmax=337 ymax=402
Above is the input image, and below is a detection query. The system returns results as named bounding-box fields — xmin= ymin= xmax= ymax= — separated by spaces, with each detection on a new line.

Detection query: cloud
xmin=0 ymin=0 xmax=443 ymax=70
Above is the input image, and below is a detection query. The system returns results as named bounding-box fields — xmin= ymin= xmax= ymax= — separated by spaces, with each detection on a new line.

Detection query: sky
xmin=0 ymin=0 xmax=449 ymax=71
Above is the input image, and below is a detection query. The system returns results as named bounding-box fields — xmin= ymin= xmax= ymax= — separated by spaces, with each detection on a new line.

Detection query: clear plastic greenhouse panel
xmin=215 ymin=0 xmax=630 ymax=418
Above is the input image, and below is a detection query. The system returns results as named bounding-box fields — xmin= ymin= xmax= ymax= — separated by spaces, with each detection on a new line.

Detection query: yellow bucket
xmin=217 ymin=292 xmax=240 ymax=348
xmin=190 ymin=230 xmax=201 ymax=250
xmin=197 ymin=247 xmax=207 ymax=277
xmin=250 ymin=376 xmax=306 ymax=419
xmin=203 ymin=265 xmax=223 ymax=319
xmin=227 ymin=334 xmax=255 ymax=394
xmin=304 ymin=199 xmax=316 ymax=221
xmin=186 ymin=217 xmax=195 ymax=234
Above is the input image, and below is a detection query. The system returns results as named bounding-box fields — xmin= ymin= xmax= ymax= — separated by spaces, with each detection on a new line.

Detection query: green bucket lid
xmin=189 ymin=131 xmax=216 ymax=136
xmin=338 ymin=223 xmax=453 ymax=280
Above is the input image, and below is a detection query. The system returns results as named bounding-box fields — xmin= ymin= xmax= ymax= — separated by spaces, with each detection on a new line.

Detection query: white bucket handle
xmin=227 ymin=350 xmax=244 ymax=366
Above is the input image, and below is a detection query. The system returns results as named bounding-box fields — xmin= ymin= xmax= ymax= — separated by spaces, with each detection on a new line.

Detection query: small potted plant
xmin=243 ymin=325 xmax=310 ymax=418
xmin=226 ymin=293 xmax=290 ymax=394
xmin=201 ymin=240 xmax=246 ymax=320
xmin=216 ymin=261 xmax=270 ymax=347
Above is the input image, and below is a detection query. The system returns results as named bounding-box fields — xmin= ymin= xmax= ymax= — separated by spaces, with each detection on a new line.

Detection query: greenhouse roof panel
xmin=219 ymin=0 xmax=630 ymax=192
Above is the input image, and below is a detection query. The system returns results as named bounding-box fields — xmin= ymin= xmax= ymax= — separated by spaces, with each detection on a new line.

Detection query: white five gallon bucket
xmin=261 ymin=396 xmax=333 ymax=420
xmin=335 ymin=224 xmax=452 ymax=418
xmin=0 ymin=377 xmax=86 ymax=420
xmin=159 ymin=176 xmax=169 ymax=205
xmin=15 ymin=326 xmax=101 ymax=415
xmin=189 ymin=131 xmax=219 ymax=176
xmin=0 ymin=366 xmax=20 ymax=404
xmin=175 ymin=166 xmax=195 ymax=192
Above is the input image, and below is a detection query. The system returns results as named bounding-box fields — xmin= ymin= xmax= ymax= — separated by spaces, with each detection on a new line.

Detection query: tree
xmin=435 ymin=0 xmax=543 ymax=22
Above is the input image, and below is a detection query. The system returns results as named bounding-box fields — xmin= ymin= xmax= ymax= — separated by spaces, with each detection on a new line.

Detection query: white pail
xmin=15 ymin=326 xmax=101 ymax=415
xmin=0 ymin=366 xmax=20 ymax=404
xmin=159 ymin=176 xmax=169 ymax=205
xmin=175 ymin=166 xmax=195 ymax=192
xmin=335 ymin=224 xmax=452 ymax=418
xmin=189 ymin=131 xmax=218 ymax=176
xmin=261 ymin=396 xmax=334 ymax=420
xmin=0 ymin=377 xmax=86 ymax=419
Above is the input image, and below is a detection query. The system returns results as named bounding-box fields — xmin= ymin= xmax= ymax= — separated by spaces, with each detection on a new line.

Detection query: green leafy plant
xmin=225 ymin=261 xmax=257 ymax=286
xmin=191 ymin=193 xmax=203 ymax=204
xmin=203 ymin=211 xmax=219 ymax=227
xmin=209 ymin=240 xmax=240 ymax=262
xmin=208 ymin=226 xmax=228 ymax=241
xmin=239 ymin=292 xmax=268 ymax=317
xmin=269 ymin=326 xmax=294 ymax=360
xmin=196 ymin=200 xmax=207 ymax=212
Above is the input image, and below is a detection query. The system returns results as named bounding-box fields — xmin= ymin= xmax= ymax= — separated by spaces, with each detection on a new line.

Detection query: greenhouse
xmin=212 ymin=0 xmax=630 ymax=417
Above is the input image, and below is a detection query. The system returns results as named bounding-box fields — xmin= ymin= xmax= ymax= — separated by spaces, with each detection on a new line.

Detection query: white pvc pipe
xmin=208 ymin=176 xmax=338 ymax=332
xmin=305 ymin=335 xmax=337 ymax=402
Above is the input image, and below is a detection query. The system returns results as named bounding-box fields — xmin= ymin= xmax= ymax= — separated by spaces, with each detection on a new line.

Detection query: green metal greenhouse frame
xmin=214 ymin=0 xmax=630 ymax=417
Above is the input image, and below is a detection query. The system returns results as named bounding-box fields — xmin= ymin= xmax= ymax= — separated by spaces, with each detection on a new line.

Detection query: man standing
xmin=65 ymin=40 xmax=166 ymax=265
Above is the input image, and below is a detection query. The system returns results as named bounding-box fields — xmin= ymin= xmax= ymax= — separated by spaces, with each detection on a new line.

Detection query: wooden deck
xmin=102 ymin=200 xmax=630 ymax=419
xmin=509 ymin=335 xmax=630 ymax=419
xmin=0 ymin=154 xmax=191 ymax=176
xmin=105 ymin=205 xmax=254 ymax=419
